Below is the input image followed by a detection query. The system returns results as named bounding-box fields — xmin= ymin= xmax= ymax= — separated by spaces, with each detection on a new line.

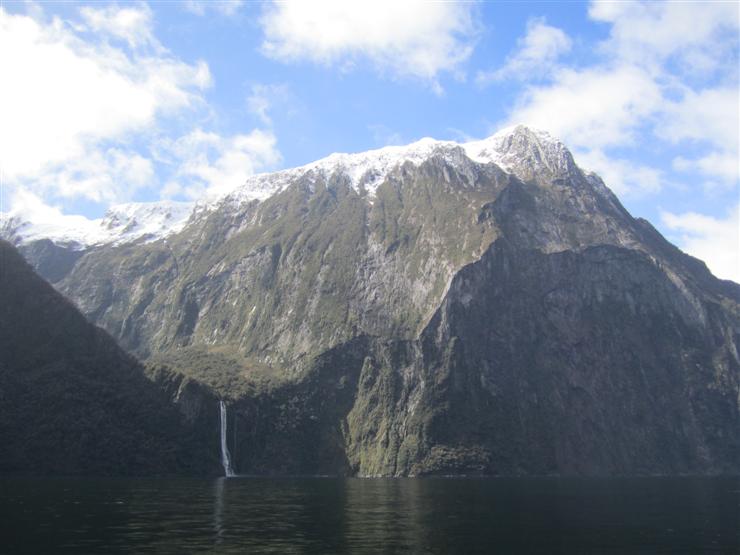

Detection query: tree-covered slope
xmin=0 ymin=240 xmax=220 ymax=476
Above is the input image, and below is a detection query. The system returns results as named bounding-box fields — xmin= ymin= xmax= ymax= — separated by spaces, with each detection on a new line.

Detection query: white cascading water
xmin=219 ymin=400 xmax=235 ymax=477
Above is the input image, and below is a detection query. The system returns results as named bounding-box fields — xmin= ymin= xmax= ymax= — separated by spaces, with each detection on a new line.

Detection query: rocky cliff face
xmin=5 ymin=125 xmax=739 ymax=476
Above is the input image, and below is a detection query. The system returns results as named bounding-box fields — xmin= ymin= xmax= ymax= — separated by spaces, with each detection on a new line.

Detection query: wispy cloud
xmin=589 ymin=0 xmax=739 ymax=73
xmin=246 ymin=83 xmax=292 ymax=126
xmin=497 ymin=1 xmax=738 ymax=197
xmin=79 ymin=2 xmax=160 ymax=50
xmin=183 ymin=0 xmax=244 ymax=17
xmin=368 ymin=124 xmax=404 ymax=147
xmin=661 ymin=204 xmax=740 ymax=282
xmin=477 ymin=17 xmax=571 ymax=84
xmin=660 ymin=87 xmax=739 ymax=186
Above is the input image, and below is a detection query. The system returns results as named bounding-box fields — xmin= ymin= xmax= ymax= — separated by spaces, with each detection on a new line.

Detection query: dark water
xmin=0 ymin=476 xmax=738 ymax=554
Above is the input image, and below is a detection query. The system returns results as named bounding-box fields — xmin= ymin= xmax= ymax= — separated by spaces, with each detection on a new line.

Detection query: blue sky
xmin=0 ymin=1 xmax=738 ymax=280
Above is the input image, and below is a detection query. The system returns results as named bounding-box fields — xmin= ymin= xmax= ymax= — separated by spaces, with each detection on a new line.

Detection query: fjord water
xmin=1 ymin=477 xmax=738 ymax=554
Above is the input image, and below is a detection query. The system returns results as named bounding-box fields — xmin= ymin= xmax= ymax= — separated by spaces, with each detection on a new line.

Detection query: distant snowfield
xmin=0 ymin=201 xmax=194 ymax=250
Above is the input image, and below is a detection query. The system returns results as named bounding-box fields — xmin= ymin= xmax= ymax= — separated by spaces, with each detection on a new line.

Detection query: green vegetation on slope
xmin=0 ymin=240 xmax=220 ymax=476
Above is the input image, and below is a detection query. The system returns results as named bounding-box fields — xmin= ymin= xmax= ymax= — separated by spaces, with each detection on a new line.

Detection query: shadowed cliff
xmin=0 ymin=240 xmax=221 ymax=476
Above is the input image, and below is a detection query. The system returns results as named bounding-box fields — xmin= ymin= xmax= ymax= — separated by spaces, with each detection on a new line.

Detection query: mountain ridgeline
xmin=3 ymin=125 xmax=739 ymax=476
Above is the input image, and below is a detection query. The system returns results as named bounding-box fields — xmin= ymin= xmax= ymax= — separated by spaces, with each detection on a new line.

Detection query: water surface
xmin=1 ymin=476 xmax=738 ymax=553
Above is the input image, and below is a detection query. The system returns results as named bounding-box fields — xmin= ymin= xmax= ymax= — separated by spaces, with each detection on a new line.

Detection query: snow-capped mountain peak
xmin=464 ymin=124 xmax=576 ymax=179
xmin=2 ymin=125 xmax=577 ymax=249
xmin=100 ymin=201 xmax=194 ymax=239
xmin=212 ymin=124 xmax=577 ymax=210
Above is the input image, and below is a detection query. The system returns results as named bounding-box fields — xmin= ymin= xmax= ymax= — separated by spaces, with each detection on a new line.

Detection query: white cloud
xmin=259 ymin=0 xmax=478 ymax=87
xmin=661 ymin=87 xmax=739 ymax=185
xmin=576 ymin=149 xmax=663 ymax=197
xmin=497 ymin=1 xmax=739 ymax=197
xmin=0 ymin=5 xmax=283 ymax=222
xmin=673 ymin=153 xmax=739 ymax=188
xmin=0 ymin=7 xmax=211 ymax=182
xmin=7 ymin=189 xmax=67 ymax=224
xmin=589 ymin=0 xmax=739 ymax=72
xmin=183 ymin=0 xmax=244 ymax=17
xmin=4 ymin=189 xmax=104 ymax=239
xmin=584 ymin=1 xmax=739 ymax=189
xmin=477 ymin=17 xmax=571 ymax=83
xmin=661 ymin=204 xmax=740 ymax=282
xmin=660 ymin=88 xmax=739 ymax=147
xmin=31 ymin=148 xmax=155 ymax=204
xmin=506 ymin=65 xmax=662 ymax=150
xmin=79 ymin=3 xmax=159 ymax=50
xmin=162 ymin=129 xmax=281 ymax=199
xmin=502 ymin=64 xmax=665 ymax=194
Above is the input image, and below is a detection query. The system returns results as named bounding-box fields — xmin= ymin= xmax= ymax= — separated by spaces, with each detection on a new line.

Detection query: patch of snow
xmin=1 ymin=200 xmax=193 ymax=249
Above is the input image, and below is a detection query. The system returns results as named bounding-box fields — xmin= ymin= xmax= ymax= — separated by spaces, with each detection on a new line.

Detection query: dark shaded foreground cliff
xmin=0 ymin=240 xmax=221 ymax=476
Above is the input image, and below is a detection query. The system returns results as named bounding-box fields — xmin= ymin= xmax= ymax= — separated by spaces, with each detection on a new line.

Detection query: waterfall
xmin=219 ymin=400 xmax=235 ymax=477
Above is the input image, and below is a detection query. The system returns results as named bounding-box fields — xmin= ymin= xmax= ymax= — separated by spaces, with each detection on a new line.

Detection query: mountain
xmin=4 ymin=125 xmax=739 ymax=476
xmin=0 ymin=239 xmax=220 ymax=476
xmin=0 ymin=200 xmax=193 ymax=250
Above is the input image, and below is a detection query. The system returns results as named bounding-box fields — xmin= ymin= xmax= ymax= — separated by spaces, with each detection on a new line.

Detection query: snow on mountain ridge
xmin=3 ymin=125 xmax=575 ymax=248
xmin=209 ymin=136 xmax=457 ymax=209
xmin=211 ymin=124 xmax=575 ymax=210
xmin=1 ymin=200 xmax=193 ymax=249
